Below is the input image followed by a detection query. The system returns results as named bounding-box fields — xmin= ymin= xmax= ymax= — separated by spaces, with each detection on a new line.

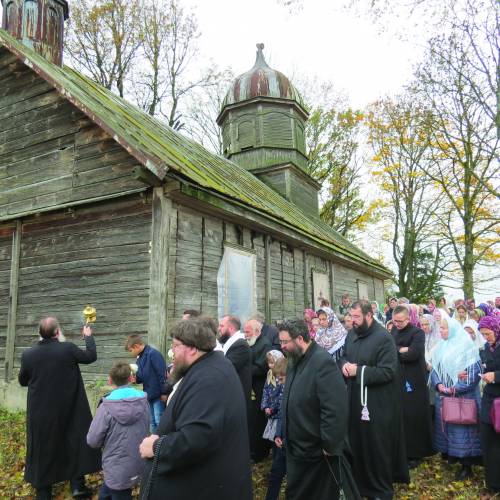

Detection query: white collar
xmin=222 ymin=331 xmax=246 ymax=354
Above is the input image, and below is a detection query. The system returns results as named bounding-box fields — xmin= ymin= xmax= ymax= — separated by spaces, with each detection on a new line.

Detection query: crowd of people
xmin=16 ymin=294 xmax=500 ymax=500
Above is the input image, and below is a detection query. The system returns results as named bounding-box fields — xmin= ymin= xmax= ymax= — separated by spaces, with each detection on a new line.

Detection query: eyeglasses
xmin=279 ymin=338 xmax=293 ymax=345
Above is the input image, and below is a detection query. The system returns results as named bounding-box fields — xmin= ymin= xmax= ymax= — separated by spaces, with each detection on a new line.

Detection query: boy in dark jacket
xmin=87 ymin=362 xmax=149 ymax=500
xmin=126 ymin=335 xmax=167 ymax=432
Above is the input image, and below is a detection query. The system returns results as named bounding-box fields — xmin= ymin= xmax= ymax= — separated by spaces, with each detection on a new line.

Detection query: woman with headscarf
xmin=407 ymin=304 xmax=421 ymax=328
xmin=453 ymin=304 xmax=469 ymax=325
xmin=478 ymin=303 xmax=495 ymax=318
xmin=470 ymin=308 xmax=485 ymax=323
xmin=432 ymin=307 xmax=450 ymax=324
xmin=370 ymin=301 xmax=385 ymax=325
xmin=303 ymin=309 xmax=318 ymax=339
xmin=463 ymin=319 xmax=485 ymax=350
xmin=315 ymin=307 xmax=347 ymax=363
xmin=478 ymin=315 xmax=500 ymax=493
xmin=430 ymin=316 xmax=482 ymax=480
xmin=421 ymin=314 xmax=441 ymax=370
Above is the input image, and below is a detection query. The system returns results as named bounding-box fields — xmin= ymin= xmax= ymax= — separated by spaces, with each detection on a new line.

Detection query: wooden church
xmin=0 ymin=0 xmax=390 ymax=384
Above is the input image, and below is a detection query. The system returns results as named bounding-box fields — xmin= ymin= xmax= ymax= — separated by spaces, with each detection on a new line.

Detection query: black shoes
xmin=71 ymin=485 xmax=92 ymax=498
xmin=455 ymin=465 xmax=473 ymax=481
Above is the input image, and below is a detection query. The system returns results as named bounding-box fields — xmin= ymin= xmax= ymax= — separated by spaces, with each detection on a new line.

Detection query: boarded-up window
xmin=46 ymin=6 xmax=60 ymax=50
xmin=357 ymin=280 xmax=369 ymax=300
xmin=22 ymin=0 xmax=38 ymax=40
xmin=217 ymin=245 xmax=256 ymax=322
xmin=237 ymin=120 xmax=255 ymax=150
xmin=262 ymin=112 xmax=292 ymax=148
xmin=313 ymin=271 xmax=330 ymax=309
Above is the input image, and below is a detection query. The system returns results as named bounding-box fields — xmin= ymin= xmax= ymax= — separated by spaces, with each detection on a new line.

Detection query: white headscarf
xmin=431 ymin=316 xmax=481 ymax=387
xmin=463 ymin=319 xmax=485 ymax=349
xmin=421 ymin=314 xmax=440 ymax=365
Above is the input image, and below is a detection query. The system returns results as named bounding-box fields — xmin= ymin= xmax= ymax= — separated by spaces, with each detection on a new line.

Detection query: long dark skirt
xmin=481 ymin=422 xmax=500 ymax=491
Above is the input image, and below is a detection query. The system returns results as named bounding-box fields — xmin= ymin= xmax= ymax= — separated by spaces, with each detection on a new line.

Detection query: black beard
xmin=284 ymin=346 xmax=303 ymax=365
xmin=353 ymin=318 xmax=369 ymax=336
xmin=218 ymin=333 xmax=230 ymax=344
xmin=170 ymin=361 xmax=190 ymax=384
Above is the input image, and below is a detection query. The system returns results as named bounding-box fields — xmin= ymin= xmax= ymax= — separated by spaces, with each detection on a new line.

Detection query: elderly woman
xmin=463 ymin=319 xmax=485 ymax=350
xmin=421 ymin=314 xmax=440 ymax=371
xmin=478 ymin=316 xmax=500 ymax=493
xmin=430 ymin=317 xmax=482 ymax=480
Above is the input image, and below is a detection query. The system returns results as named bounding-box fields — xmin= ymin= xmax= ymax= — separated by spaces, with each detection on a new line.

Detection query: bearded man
xmin=244 ymin=319 xmax=272 ymax=462
xmin=340 ymin=301 xmax=409 ymax=500
xmin=278 ymin=319 xmax=349 ymax=500
xmin=139 ymin=318 xmax=252 ymax=500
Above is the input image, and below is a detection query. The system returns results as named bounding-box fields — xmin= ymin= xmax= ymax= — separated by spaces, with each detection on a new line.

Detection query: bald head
xmin=39 ymin=317 xmax=60 ymax=339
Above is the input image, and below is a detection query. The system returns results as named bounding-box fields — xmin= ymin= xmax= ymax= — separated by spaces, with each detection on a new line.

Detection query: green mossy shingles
xmin=0 ymin=29 xmax=389 ymax=275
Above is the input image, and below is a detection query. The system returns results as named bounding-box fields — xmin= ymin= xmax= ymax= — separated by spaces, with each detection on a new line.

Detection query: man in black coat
xmin=139 ymin=318 xmax=252 ymax=500
xmin=244 ymin=318 xmax=273 ymax=462
xmin=279 ymin=319 xmax=348 ymax=500
xmin=340 ymin=301 xmax=409 ymax=500
xmin=218 ymin=315 xmax=252 ymax=408
xmin=392 ymin=305 xmax=434 ymax=466
xmin=18 ymin=317 xmax=101 ymax=499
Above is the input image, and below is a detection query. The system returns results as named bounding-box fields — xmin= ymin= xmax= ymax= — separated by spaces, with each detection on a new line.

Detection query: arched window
xmin=237 ymin=120 xmax=255 ymax=151
xmin=5 ymin=2 xmax=19 ymax=35
xmin=46 ymin=6 xmax=61 ymax=49
xmin=22 ymin=0 xmax=39 ymax=41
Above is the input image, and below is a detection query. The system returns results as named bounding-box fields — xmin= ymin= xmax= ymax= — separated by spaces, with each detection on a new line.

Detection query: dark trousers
xmin=35 ymin=477 xmax=87 ymax=500
xmin=265 ymin=444 xmax=287 ymax=500
xmin=98 ymin=483 xmax=132 ymax=500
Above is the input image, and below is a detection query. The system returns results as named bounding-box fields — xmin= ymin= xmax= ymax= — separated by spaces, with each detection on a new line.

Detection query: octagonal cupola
xmin=217 ymin=44 xmax=320 ymax=217
xmin=1 ymin=0 xmax=69 ymax=65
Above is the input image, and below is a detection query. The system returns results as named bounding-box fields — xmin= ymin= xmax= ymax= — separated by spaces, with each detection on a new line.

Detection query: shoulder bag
xmin=442 ymin=391 xmax=477 ymax=425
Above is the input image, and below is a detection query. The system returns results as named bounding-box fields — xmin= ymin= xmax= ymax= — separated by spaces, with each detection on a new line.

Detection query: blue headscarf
xmin=431 ymin=316 xmax=480 ymax=387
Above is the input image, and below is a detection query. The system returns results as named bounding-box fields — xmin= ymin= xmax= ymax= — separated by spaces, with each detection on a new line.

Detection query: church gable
xmin=0 ymin=47 xmax=146 ymax=221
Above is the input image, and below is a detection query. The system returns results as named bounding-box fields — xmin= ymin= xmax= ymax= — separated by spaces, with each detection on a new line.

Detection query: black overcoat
xmin=282 ymin=342 xmax=348 ymax=500
xmin=340 ymin=321 xmax=409 ymax=499
xmin=249 ymin=333 xmax=273 ymax=460
xmin=226 ymin=338 xmax=252 ymax=409
xmin=18 ymin=336 xmax=101 ymax=488
xmin=140 ymin=350 xmax=252 ymax=500
xmin=393 ymin=324 xmax=434 ymax=459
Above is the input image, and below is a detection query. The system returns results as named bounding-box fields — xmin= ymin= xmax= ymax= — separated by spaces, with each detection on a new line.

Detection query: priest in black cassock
xmin=18 ymin=317 xmax=101 ymax=499
xmin=340 ymin=301 xmax=409 ymax=500
xmin=279 ymin=319 xmax=352 ymax=500
xmin=392 ymin=305 xmax=434 ymax=467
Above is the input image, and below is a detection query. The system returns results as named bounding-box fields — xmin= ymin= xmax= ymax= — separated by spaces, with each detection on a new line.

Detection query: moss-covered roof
xmin=0 ymin=29 xmax=390 ymax=276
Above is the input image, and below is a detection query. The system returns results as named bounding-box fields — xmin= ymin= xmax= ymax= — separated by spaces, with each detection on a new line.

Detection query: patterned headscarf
xmin=303 ymin=308 xmax=317 ymax=337
xmin=432 ymin=316 xmax=480 ymax=387
xmin=478 ymin=303 xmax=495 ymax=317
xmin=315 ymin=308 xmax=347 ymax=353
xmin=478 ymin=315 xmax=500 ymax=351
xmin=408 ymin=304 xmax=421 ymax=328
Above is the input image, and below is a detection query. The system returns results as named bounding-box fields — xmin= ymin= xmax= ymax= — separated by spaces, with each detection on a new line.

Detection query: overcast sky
xmin=183 ymin=0 xmax=427 ymax=108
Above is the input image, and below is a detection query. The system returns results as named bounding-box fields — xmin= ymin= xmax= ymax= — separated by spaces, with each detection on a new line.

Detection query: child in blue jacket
xmin=87 ymin=362 xmax=149 ymax=500
xmin=125 ymin=334 xmax=167 ymax=432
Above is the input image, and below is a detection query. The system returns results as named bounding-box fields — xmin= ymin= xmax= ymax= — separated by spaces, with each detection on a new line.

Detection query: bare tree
xmin=184 ymin=67 xmax=235 ymax=154
xmin=366 ymin=97 xmax=448 ymax=298
xmin=414 ymin=26 xmax=500 ymax=299
xmin=65 ymin=0 xmax=142 ymax=97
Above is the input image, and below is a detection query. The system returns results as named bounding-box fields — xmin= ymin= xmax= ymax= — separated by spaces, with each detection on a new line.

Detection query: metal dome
xmin=221 ymin=43 xmax=306 ymax=110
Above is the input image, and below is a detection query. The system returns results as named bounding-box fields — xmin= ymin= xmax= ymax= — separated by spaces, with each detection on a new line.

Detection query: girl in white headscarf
xmin=463 ymin=319 xmax=485 ymax=350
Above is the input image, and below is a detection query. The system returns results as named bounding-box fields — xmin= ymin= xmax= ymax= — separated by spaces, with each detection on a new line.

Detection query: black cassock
xmin=393 ymin=324 xmax=434 ymax=459
xmin=282 ymin=342 xmax=349 ymax=500
xmin=340 ymin=321 xmax=409 ymax=499
xmin=18 ymin=336 xmax=101 ymax=488
xmin=140 ymin=350 xmax=252 ymax=500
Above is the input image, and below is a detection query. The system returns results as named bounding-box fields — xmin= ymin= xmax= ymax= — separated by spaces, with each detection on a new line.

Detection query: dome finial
xmin=254 ymin=43 xmax=268 ymax=68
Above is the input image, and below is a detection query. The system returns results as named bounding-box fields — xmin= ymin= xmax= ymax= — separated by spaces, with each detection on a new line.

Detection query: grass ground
xmin=0 ymin=408 xmax=496 ymax=499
